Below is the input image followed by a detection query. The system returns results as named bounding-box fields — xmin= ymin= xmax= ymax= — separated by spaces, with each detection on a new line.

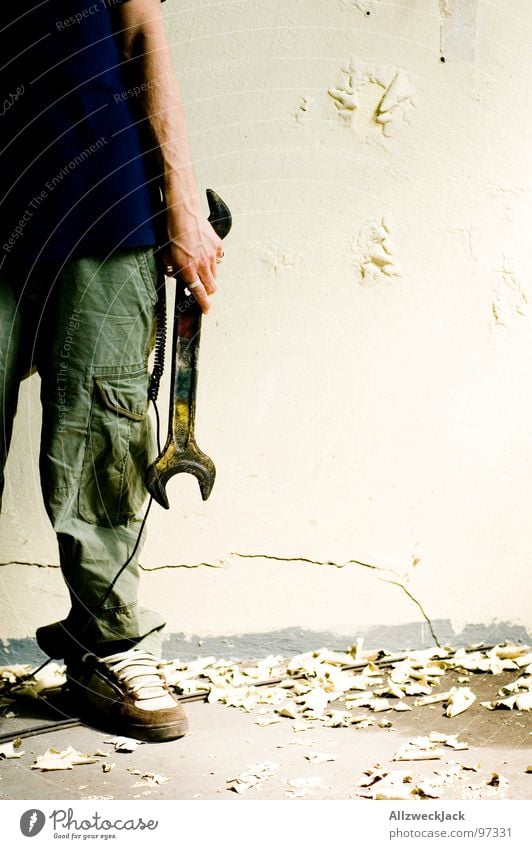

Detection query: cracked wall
xmin=1 ymin=0 xmax=532 ymax=644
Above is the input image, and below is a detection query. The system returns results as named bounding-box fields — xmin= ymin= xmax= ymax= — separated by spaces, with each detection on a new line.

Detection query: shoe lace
xmin=102 ymin=651 xmax=170 ymax=702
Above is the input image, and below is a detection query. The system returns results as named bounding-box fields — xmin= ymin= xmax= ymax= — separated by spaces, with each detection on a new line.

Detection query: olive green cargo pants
xmin=0 ymin=248 xmax=166 ymax=658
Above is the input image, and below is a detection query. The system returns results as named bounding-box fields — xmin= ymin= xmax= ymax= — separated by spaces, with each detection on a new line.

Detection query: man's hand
xmin=114 ymin=0 xmax=224 ymax=313
xmin=163 ymin=207 xmax=224 ymax=314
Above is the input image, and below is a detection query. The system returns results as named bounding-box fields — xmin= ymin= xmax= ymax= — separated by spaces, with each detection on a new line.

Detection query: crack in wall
xmin=143 ymin=560 xmax=226 ymax=570
xmin=0 ymin=560 xmax=59 ymax=569
xmin=381 ymin=579 xmax=440 ymax=647
xmin=1 ymin=552 xmax=440 ymax=647
xmin=230 ymin=552 xmax=386 ymax=571
xmin=0 ymin=559 xmax=226 ymax=571
xmin=233 ymin=552 xmax=440 ymax=647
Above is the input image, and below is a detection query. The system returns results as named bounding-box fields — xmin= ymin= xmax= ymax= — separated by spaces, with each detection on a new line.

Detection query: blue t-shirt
xmin=0 ymin=0 xmax=166 ymax=273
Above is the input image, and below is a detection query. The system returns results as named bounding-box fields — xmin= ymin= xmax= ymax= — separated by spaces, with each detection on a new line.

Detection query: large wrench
xmin=145 ymin=189 xmax=232 ymax=508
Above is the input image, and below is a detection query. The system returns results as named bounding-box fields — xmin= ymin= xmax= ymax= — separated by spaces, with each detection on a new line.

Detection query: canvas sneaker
xmin=67 ymin=649 xmax=188 ymax=742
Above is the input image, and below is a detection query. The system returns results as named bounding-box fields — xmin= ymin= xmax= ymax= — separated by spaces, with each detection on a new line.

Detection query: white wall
xmin=1 ymin=0 xmax=531 ymax=643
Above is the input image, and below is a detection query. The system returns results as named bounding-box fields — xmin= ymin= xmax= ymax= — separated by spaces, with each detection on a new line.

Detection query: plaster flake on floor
xmin=0 ymin=643 xmax=530 ymax=800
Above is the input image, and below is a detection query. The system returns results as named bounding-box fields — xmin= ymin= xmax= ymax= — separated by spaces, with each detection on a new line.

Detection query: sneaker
xmin=66 ymin=649 xmax=188 ymax=742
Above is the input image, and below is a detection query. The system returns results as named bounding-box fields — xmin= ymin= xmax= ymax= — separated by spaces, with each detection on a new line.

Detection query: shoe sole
xmin=66 ymin=680 xmax=189 ymax=742
xmin=127 ymin=717 xmax=189 ymax=743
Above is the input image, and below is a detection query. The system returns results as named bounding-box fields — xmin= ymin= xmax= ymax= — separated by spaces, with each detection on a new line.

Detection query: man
xmin=0 ymin=0 xmax=223 ymax=741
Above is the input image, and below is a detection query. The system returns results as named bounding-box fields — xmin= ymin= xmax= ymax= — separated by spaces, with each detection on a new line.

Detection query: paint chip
xmin=104 ymin=737 xmax=143 ymax=753
xmin=0 ymin=738 xmax=24 ymax=759
xmin=305 ymin=752 xmax=337 ymax=764
xmin=487 ymin=772 xmax=509 ymax=789
xmin=445 ymin=687 xmax=476 ymax=717
xmin=227 ymin=761 xmax=280 ymax=794
xmin=31 ymin=746 xmax=101 ymax=771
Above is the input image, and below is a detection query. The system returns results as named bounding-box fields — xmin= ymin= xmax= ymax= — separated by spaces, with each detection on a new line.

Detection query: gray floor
xmin=1 ymin=667 xmax=531 ymax=801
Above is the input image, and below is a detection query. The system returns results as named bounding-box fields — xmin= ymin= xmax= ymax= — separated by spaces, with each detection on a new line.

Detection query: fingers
xmin=185 ymin=278 xmax=211 ymax=314
xmin=180 ymin=262 xmax=218 ymax=314
xmin=162 ymin=218 xmax=225 ymax=314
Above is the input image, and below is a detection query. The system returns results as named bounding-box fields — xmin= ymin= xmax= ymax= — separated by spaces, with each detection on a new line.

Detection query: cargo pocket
xmin=79 ymin=364 xmax=154 ymax=526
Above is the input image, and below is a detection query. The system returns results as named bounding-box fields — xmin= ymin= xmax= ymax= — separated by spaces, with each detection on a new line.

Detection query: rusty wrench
xmin=145 ymin=189 xmax=232 ymax=508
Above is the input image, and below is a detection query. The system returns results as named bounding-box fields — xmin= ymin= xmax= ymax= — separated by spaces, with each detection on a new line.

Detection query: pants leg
xmin=0 ymin=275 xmax=22 ymax=510
xmin=32 ymin=248 xmax=165 ymax=657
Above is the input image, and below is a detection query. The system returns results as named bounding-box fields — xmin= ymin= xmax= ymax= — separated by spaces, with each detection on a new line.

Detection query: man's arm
xmin=114 ymin=0 xmax=223 ymax=313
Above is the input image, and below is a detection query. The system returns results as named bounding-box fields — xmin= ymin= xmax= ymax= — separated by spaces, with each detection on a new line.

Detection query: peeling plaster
xmin=328 ymin=62 xmax=416 ymax=140
xmin=488 ymin=184 xmax=526 ymax=224
xmin=328 ymin=71 xmax=359 ymax=126
xmin=356 ymin=216 xmax=402 ymax=283
xmin=374 ymin=71 xmax=416 ymax=137
xmin=491 ymin=260 xmax=528 ymax=327
xmin=294 ymin=95 xmax=313 ymax=124
xmin=454 ymin=225 xmax=479 ymax=263
xmin=261 ymin=245 xmax=303 ymax=276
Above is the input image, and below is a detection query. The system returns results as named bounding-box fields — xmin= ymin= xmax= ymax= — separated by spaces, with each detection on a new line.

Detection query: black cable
xmin=94 ymin=498 xmax=154 ymax=611
xmin=0 ymin=720 xmax=82 ymax=743
xmin=148 ymin=276 xmax=167 ymax=405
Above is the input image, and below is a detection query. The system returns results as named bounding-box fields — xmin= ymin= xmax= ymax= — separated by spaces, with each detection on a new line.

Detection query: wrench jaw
xmin=175 ymin=446 xmax=216 ymax=502
xmin=145 ymin=440 xmax=216 ymax=508
xmin=144 ymin=458 xmax=171 ymax=510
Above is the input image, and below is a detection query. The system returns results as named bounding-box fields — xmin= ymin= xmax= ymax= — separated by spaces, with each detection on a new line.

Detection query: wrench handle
xmin=169 ymin=299 xmax=201 ymax=450
xmin=145 ymin=190 xmax=232 ymax=507
xmin=168 ymin=190 xmax=232 ymax=447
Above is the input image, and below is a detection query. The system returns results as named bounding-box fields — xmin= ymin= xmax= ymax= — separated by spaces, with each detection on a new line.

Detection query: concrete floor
xmin=1 ymin=664 xmax=531 ymax=801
